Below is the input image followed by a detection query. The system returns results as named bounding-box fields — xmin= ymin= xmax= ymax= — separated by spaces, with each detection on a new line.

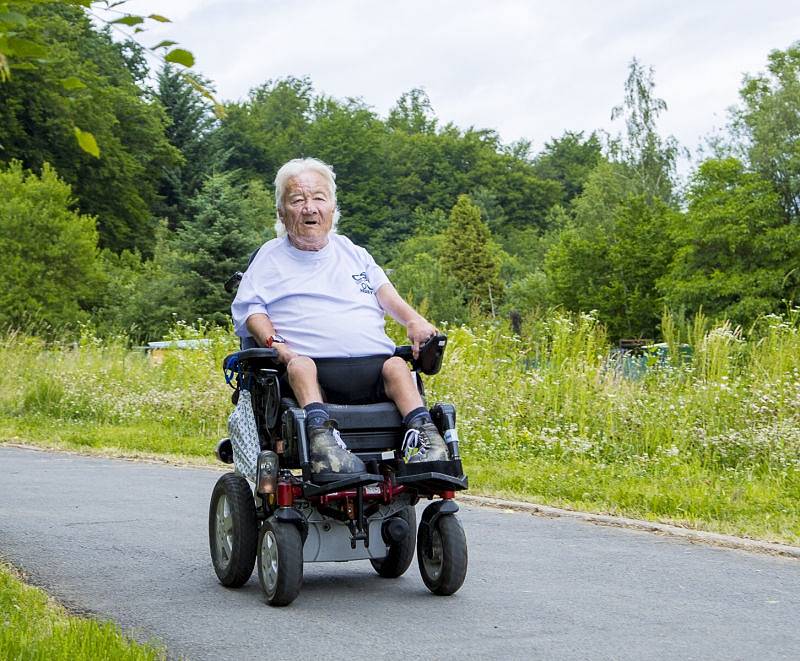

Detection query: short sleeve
xmin=231 ymin=268 xmax=267 ymax=337
xmin=362 ymin=248 xmax=390 ymax=293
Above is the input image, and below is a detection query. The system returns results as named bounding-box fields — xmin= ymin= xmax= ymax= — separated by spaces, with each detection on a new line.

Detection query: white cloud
xmin=121 ymin=0 xmax=800 ymax=160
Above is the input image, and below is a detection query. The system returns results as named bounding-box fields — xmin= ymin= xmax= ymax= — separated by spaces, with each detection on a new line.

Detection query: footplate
xmin=395 ymin=460 xmax=468 ymax=493
xmin=303 ymin=473 xmax=383 ymax=498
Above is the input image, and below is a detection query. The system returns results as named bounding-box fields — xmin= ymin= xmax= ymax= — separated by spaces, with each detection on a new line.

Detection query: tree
xmin=732 ymin=42 xmax=800 ymax=221
xmin=544 ymin=163 xmax=675 ymax=338
xmin=387 ymin=88 xmax=438 ymax=134
xmin=154 ymin=64 xmax=216 ymax=228
xmin=0 ymin=1 xmax=206 ymax=156
xmin=659 ymin=158 xmax=800 ymax=324
xmin=171 ymin=173 xmax=273 ymax=326
xmin=440 ymin=194 xmax=504 ymax=312
xmin=215 ymin=76 xmax=313 ymax=181
xmin=0 ymin=161 xmax=101 ymax=332
xmin=609 ymin=58 xmax=682 ymax=204
xmin=0 ymin=5 xmax=180 ymax=253
xmin=387 ymin=234 xmax=469 ymax=324
xmin=532 ymin=130 xmax=604 ymax=206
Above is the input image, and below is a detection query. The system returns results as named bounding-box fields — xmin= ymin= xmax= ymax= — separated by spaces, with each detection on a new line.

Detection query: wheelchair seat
xmin=280 ymin=397 xmax=403 ymax=455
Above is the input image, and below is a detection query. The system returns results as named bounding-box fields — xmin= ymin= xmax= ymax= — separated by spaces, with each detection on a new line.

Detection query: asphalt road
xmin=1 ymin=445 xmax=798 ymax=661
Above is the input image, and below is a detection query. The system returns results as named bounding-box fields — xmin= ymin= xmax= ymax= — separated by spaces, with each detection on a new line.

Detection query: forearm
xmin=245 ymin=313 xmax=297 ymax=365
xmin=376 ymin=283 xmax=436 ymax=356
xmin=245 ymin=313 xmax=276 ymax=347
xmin=376 ymin=283 xmax=426 ymax=327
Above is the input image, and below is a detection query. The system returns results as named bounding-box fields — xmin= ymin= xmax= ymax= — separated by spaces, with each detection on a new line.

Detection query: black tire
xmin=209 ymin=473 xmax=258 ymax=587
xmin=257 ymin=519 xmax=304 ymax=606
xmin=370 ymin=505 xmax=417 ymax=578
xmin=417 ymin=513 xmax=468 ymax=596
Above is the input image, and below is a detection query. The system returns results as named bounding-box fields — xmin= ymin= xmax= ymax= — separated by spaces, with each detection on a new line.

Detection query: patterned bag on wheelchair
xmin=227 ymin=389 xmax=260 ymax=480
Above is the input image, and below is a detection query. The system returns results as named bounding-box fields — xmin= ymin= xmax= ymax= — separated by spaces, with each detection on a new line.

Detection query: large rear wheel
xmin=209 ymin=473 xmax=258 ymax=587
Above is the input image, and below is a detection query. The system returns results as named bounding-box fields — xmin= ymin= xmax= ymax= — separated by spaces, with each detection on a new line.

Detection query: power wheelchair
xmin=209 ymin=280 xmax=469 ymax=607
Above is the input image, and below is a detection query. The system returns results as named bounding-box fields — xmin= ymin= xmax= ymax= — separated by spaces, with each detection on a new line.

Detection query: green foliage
xmin=154 ymin=64 xmax=216 ymax=228
xmin=91 ymin=239 xmax=186 ymax=341
xmin=545 ymin=162 xmax=675 ymax=338
xmin=441 ymin=194 xmax=504 ymax=313
xmin=608 ymin=58 xmax=682 ymax=204
xmin=387 ymin=87 xmax=438 ymax=134
xmin=0 ymin=161 xmax=101 ymax=333
xmin=0 ymin=1 xmax=203 ymax=156
xmin=659 ymin=158 xmax=800 ymax=324
xmin=733 ymin=41 xmax=800 ymax=221
xmin=0 ymin=4 xmax=180 ymax=253
xmin=171 ymin=173 xmax=272 ymax=326
xmin=216 ymin=76 xmax=314 ymax=181
xmin=532 ymin=130 xmax=604 ymax=205
xmin=387 ymin=234 xmax=469 ymax=324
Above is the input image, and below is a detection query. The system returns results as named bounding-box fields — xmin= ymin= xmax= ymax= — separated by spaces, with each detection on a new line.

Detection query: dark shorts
xmin=280 ymin=355 xmax=391 ymax=405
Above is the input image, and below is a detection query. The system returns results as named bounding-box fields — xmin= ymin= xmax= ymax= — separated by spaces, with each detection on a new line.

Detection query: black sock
xmin=403 ymin=407 xmax=432 ymax=428
xmin=304 ymin=402 xmax=329 ymax=429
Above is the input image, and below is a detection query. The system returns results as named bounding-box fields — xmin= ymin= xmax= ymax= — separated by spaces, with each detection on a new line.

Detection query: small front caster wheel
xmin=257 ymin=519 xmax=303 ymax=606
xmin=371 ymin=505 xmax=417 ymax=578
xmin=417 ymin=513 xmax=467 ymax=595
xmin=209 ymin=473 xmax=258 ymax=587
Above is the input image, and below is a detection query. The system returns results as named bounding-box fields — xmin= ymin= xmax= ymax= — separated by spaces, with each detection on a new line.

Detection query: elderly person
xmin=232 ymin=157 xmax=448 ymax=480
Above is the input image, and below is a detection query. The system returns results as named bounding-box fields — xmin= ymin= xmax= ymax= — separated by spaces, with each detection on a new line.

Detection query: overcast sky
xmin=117 ymin=1 xmax=798 ymax=164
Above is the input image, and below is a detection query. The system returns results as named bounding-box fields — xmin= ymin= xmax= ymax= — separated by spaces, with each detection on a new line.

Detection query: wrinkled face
xmin=280 ymin=171 xmax=335 ymax=249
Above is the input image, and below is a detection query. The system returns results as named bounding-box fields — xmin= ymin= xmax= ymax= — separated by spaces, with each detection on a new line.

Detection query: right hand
xmin=275 ymin=343 xmax=299 ymax=366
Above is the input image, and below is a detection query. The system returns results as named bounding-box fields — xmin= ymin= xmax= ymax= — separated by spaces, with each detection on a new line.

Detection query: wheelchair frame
xmin=210 ymin=334 xmax=468 ymax=605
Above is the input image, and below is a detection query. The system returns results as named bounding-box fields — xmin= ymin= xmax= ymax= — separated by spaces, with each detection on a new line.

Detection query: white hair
xmin=273 ymin=157 xmax=341 ymax=237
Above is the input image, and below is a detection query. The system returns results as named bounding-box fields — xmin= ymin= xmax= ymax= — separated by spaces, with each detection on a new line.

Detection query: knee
xmin=286 ymin=355 xmax=316 ymax=383
xmin=382 ymin=356 xmax=410 ymax=382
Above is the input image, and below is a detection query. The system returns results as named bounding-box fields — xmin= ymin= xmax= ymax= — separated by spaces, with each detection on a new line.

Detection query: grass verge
xmin=2 ymin=313 xmax=799 ymax=546
xmin=0 ymin=562 xmax=164 ymax=661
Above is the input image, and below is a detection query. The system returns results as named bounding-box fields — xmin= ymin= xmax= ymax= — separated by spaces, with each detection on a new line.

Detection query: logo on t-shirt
xmin=352 ymin=272 xmax=374 ymax=294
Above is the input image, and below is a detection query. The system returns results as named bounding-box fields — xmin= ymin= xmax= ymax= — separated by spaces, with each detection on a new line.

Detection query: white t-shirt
xmin=231 ymin=234 xmax=395 ymax=358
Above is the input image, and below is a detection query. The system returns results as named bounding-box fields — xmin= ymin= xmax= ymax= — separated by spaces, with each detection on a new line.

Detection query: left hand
xmin=406 ymin=317 xmax=437 ymax=359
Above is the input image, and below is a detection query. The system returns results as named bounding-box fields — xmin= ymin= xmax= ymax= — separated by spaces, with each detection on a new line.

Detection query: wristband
xmin=265 ymin=334 xmax=286 ymax=348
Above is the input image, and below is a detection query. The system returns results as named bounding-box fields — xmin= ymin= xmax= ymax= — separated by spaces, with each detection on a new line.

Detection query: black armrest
xmin=223 ymin=348 xmax=279 ymax=372
xmin=394 ymin=334 xmax=447 ymax=375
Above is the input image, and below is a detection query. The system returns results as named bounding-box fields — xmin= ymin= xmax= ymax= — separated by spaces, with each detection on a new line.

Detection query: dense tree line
xmin=1 ymin=4 xmax=799 ymax=340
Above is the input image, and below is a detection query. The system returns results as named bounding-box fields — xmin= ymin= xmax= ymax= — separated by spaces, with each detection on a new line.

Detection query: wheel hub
xmin=261 ymin=529 xmax=279 ymax=596
xmin=214 ymin=494 xmax=234 ymax=568
xmin=422 ymin=528 xmax=443 ymax=579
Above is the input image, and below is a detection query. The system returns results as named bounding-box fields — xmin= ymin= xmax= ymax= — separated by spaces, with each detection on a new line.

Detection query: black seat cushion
xmin=280 ymin=398 xmax=402 ymax=430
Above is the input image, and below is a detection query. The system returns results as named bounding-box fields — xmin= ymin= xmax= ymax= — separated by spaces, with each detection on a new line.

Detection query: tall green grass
xmin=0 ymin=562 xmax=164 ymax=660
xmin=1 ymin=313 xmax=798 ymax=543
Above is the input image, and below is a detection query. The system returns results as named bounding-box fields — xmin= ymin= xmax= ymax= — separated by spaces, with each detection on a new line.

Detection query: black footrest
xmin=395 ymin=471 xmax=469 ymax=493
xmin=303 ymin=473 xmax=383 ymax=498
xmin=396 ymin=459 xmax=463 ymax=477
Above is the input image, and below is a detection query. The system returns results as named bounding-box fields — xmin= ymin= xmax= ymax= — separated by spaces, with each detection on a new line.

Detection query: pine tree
xmin=440 ymin=194 xmax=503 ymax=313
xmin=154 ymin=65 xmax=216 ymax=228
xmin=171 ymin=173 xmax=273 ymax=325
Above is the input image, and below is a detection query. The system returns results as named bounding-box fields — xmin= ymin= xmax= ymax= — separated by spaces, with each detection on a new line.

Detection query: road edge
xmin=459 ymin=494 xmax=800 ymax=559
xmin=3 ymin=441 xmax=798 ymax=559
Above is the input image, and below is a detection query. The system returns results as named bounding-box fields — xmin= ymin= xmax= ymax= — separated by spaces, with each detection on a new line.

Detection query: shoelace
xmin=401 ymin=428 xmax=430 ymax=462
xmin=331 ymin=427 xmax=348 ymax=451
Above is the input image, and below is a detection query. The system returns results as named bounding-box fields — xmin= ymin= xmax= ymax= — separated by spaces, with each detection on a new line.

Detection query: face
xmin=280 ymin=171 xmax=335 ymax=250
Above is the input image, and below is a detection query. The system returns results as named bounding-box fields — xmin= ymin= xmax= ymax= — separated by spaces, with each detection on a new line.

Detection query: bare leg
xmin=381 ymin=356 xmax=424 ymax=417
xmin=288 ymin=356 xmax=366 ymax=475
xmin=286 ymin=356 xmax=323 ymax=406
